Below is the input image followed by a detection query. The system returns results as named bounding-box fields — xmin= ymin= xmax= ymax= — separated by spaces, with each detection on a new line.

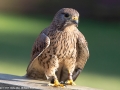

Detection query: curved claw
xmin=65 ymin=79 xmax=76 ymax=85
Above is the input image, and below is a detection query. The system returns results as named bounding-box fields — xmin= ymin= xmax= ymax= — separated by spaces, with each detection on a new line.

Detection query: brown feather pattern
xmin=26 ymin=8 xmax=89 ymax=83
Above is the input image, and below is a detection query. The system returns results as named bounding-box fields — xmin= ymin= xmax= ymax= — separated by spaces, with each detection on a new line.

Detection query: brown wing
xmin=26 ymin=32 xmax=50 ymax=79
xmin=31 ymin=33 xmax=50 ymax=61
xmin=72 ymin=31 xmax=89 ymax=81
xmin=76 ymin=31 xmax=89 ymax=69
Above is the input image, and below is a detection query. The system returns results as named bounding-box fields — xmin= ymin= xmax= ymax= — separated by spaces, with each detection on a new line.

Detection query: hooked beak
xmin=72 ymin=16 xmax=79 ymax=25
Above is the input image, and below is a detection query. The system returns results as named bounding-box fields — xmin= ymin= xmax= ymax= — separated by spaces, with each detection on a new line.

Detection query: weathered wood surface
xmin=0 ymin=73 xmax=100 ymax=90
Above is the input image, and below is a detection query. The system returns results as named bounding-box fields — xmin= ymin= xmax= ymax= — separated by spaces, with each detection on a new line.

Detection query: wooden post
xmin=0 ymin=73 xmax=101 ymax=90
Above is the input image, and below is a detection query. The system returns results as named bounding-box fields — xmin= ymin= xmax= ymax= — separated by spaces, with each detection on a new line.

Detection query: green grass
xmin=0 ymin=13 xmax=120 ymax=90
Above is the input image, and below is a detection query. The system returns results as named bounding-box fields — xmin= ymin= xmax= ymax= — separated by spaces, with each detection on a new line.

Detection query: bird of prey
xmin=26 ymin=8 xmax=89 ymax=87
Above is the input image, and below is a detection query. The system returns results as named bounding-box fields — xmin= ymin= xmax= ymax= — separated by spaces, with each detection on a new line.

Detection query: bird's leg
xmin=45 ymin=69 xmax=64 ymax=87
xmin=65 ymin=70 xmax=76 ymax=85
xmin=45 ymin=55 xmax=64 ymax=87
xmin=48 ymin=74 xmax=64 ymax=87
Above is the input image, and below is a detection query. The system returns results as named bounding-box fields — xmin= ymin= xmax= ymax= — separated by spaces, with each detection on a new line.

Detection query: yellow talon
xmin=48 ymin=79 xmax=65 ymax=87
xmin=54 ymin=79 xmax=60 ymax=86
xmin=66 ymin=79 xmax=76 ymax=85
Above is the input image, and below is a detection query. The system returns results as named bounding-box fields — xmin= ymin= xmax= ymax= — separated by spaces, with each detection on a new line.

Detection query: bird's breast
xmin=46 ymin=30 xmax=77 ymax=60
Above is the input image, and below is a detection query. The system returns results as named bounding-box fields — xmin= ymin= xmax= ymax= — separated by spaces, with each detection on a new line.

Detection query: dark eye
xmin=62 ymin=13 xmax=69 ymax=17
xmin=64 ymin=13 xmax=69 ymax=17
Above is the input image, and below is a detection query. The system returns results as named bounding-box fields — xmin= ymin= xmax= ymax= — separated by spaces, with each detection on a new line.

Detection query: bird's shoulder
xmin=74 ymin=28 xmax=88 ymax=47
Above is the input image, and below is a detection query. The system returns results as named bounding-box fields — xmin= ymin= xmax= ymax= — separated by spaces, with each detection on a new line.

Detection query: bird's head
xmin=52 ymin=8 xmax=79 ymax=29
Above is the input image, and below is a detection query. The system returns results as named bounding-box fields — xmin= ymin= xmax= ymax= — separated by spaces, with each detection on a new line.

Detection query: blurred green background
xmin=0 ymin=0 xmax=120 ymax=90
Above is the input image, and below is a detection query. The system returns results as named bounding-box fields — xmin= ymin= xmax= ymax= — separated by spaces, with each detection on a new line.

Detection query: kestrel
xmin=26 ymin=8 xmax=89 ymax=87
